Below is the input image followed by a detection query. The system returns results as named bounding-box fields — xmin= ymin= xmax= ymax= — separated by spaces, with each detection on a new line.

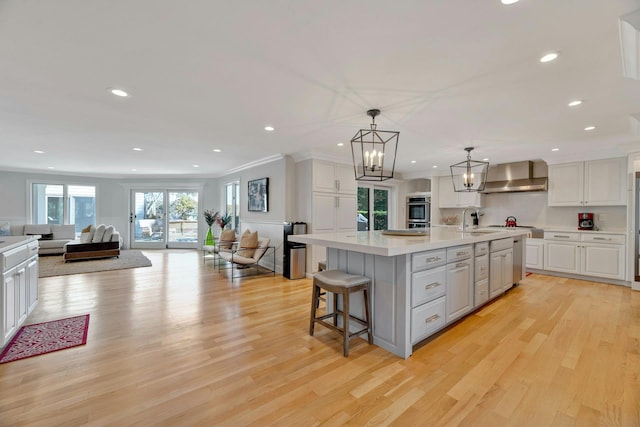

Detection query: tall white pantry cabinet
xmin=296 ymin=159 xmax=357 ymax=274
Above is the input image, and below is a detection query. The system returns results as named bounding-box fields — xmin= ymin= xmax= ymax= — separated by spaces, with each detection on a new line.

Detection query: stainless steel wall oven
xmin=406 ymin=194 xmax=430 ymax=229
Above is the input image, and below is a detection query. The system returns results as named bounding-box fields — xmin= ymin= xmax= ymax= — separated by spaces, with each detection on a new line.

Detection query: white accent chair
xmin=218 ymin=238 xmax=275 ymax=281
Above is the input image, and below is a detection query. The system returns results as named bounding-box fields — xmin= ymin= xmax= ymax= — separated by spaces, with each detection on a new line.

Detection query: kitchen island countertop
xmin=288 ymin=227 xmax=528 ymax=257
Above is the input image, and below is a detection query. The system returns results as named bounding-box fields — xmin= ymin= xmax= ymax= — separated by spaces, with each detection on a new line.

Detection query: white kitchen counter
xmin=0 ymin=235 xmax=39 ymax=253
xmin=288 ymin=228 xmax=528 ymax=257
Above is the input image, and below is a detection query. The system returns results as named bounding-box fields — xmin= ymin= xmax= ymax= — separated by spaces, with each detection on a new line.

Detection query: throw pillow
xmin=237 ymin=230 xmax=258 ymax=258
xmin=81 ymin=224 xmax=92 ymax=233
xmin=103 ymin=225 xmax=115 ymax=242
xmin=80 ymin=232 xmax=92 ymax=243
xmin=0 ymin=222 xmax=9 ymax=236
xmin=219 ymin=229 xmax=236 ymax=250
xmin=92 ymin=224 xmax=106 ymax=243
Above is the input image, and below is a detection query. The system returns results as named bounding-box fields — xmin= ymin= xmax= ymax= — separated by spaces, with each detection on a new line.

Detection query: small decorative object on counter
xmin=505 ymin=216 xmax=517 ymax=227
xmin=442 ymin=215 xmax=459 ymax=225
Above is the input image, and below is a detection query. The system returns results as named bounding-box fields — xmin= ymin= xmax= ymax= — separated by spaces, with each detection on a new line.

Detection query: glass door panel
xmin=357 ymin=187 xmax=370 ymax=231
xmin=131 ymin=191 xmax=166 ymax=249
xmin=373 ymin=188 xmax=389 ymax=230
xmin=168 ymin=191 xmax=198 ymax=248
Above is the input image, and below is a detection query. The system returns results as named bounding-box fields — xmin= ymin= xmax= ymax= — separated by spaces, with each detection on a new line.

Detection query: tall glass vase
xmin=205 ymin=226 xmax=215 ymax=246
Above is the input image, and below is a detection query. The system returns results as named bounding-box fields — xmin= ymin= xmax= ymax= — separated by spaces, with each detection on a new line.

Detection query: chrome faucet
xmin=461 ymin=207 xmax=469 ymax=233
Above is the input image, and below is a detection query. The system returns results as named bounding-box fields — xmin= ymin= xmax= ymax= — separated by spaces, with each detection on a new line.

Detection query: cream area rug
xmin=38 ymin=250 xmax=152 ymax=278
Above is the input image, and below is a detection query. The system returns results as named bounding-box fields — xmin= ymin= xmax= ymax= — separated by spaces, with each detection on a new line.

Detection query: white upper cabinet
xmin=312 ymin=161 xmax=357 ymax=195
xmin=548 ymin=158 xmax=626 ymax=207
xmin=437 ymin=176 xmax=483 ymax=208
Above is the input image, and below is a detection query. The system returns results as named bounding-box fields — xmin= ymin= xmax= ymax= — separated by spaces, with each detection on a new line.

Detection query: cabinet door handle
xmin=335 ymin=180 xmax=340 ymax=191
xmin=425 ymin=256 xmax=441 ymax=263
xmin=593 ymin=237 xmax=611 ymax=241
xmin=553 ymin=235 xmax=570 ymax=238
xmin=335 ymin=197 xmax=339 ymax=208
xmin=456 ymin=251 xmax=468 ymax=256
xmin=425 ymin=282 xmax=441 ymax=290
xmin=452 ymin=262 xmax=468 ymax=270
xmin=425 ymin=314 xmax=440 ymax=323
xmin=480 ymin=266 xmax=486 ymax=271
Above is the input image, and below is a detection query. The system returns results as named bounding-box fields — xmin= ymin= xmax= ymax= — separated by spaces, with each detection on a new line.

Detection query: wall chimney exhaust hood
xmin=481 ymin=161 xmax=548 ymax=193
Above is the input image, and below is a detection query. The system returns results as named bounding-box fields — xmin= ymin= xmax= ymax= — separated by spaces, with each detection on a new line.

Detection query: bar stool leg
xmin=332 ymin=291 xmax=339 ymax=326
xmin=342 ymin=290 xmax=350 ymax=357
xmin=309 ymin=282 xmax=320 ymax=336
xmin=363 ymin=287 xmax=373 ymax=344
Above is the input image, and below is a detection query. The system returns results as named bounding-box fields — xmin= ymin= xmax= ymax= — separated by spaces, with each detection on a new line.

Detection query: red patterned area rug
xmin=0 ymin=314 xmax=89 ymax=364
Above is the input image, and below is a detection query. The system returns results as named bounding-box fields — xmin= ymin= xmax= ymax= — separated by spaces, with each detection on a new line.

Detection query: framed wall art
xmin=248 ymin=177 xmax=269 ymax=212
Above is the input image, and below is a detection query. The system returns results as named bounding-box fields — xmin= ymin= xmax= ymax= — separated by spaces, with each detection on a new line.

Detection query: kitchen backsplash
xmin=439 ymin=191 xmax=627 ymax=231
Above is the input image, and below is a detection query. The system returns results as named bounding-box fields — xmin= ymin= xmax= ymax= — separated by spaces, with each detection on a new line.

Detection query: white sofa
xmin=8 ymin=224 xmax=77 ymax=255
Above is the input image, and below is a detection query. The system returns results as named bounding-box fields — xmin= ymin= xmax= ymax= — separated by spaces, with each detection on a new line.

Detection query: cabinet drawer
xmin=475 ymin=254 xmax=488 ymax=281
xmin=412 ymin=249 xmax=446 ymax=272
xmin=411 ymin=296 xmax=446 ymax=344
xmin=412 ymin=266 xmax=446 ymax=307
xmin=475 ymin=242 xmax=489 ymax=257
xmin=446 ymin=245 xmax=473 ymax=263
xmin=544 ymin=231 xmax=580 ymax=242
xmin=475 ymin=277 xmax=489 ymax=307
xmin=580 ymin=233 xmax=625 ymax=245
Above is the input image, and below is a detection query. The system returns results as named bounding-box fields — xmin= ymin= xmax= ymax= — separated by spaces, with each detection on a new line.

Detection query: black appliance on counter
xmin=283 ymin=222 xmax=307 ymax=279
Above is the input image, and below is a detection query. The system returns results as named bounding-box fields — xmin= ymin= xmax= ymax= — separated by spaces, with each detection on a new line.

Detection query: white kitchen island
xmin=289 ymin=228 xmax=528 ymax=358
xmin=1 ymin=236 xmax=40 ymax=348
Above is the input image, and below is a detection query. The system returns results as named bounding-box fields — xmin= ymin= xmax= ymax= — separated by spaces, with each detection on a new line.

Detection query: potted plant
xmin=203 ymin=209 xmax=218 ymax=246
xmin=216 ymin=211 xmax=232 ymax=230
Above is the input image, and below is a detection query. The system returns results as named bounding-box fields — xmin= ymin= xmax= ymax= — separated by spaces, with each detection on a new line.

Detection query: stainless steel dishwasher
xmin=512 ymin=237 xmax=523 ymax=284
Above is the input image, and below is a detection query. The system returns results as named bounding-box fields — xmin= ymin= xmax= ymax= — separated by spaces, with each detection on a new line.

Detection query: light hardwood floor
xmin=1 ymin=250 xmax=639 ymax=426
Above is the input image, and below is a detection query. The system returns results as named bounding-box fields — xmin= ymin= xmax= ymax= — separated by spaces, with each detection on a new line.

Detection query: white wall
xmin=217 ymin=155 xmax=296 ymax=273
xmin=0 ymin=170 xmax=219 ymax=247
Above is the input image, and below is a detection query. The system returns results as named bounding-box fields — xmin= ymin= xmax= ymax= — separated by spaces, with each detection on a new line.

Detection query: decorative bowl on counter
xmin=442 ymin=215 xmax=459 ymax=225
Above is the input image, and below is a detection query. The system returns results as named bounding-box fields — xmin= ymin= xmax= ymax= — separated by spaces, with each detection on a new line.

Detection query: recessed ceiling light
xmin=33 ymin=150 xmax=45 ymax=154
xmin=213 ymin=149 xmax=221 ymax=152
xmin=131 ymin=168 xmax=137 ymax=171
xmin=411 ymin=160 xmax=417 ymax=164
xmin=584 ymin=126 xmax=596 ymax=131
xmin=132 ymin=147 xmax=143 ymax=151
xmin=264 ymin=126 xmax=275 ymax=132
xmin=110 ymin=88 xmax=129 ymax=97
xmin=552 ymin=148 xmax=560 ymax=152
xmin=432 ymin=165 xmax=438 ymax=169
xmin=193 ymin=164 xmax=200 ymax=168
xmin=568 ymin=100 xmax=583 ymax=107
xmin=483 ymin=158 xmax=489 ymax=161
xmin=47 ymin=166 xmax=55 ymax=169
xmin=337 ymin=143 xmax=344 ymax=147
xmin=501 ymin=0 xmax=520 ymax=4
xmin=540 ymin=52 xmax=559 ymax=63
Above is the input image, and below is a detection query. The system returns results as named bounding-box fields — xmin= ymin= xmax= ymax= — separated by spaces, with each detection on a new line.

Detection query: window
xmin=31 ymin=183 xmax=96 ymax=235
xmin=225 ymin=181 xmax=240 ymax=232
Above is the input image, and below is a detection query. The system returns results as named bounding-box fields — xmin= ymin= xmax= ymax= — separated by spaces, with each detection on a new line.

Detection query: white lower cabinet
xmin=2 ymin=272 xmax=18 ymax=345
xmin=446 ymin=259 xmax=473 ymax=322
xmin=475 ymin=278 xmax=489 ymax=307
xmin=543 ymin=232 xmax=625 ymax=280
xmin=411 ymin=296 xmax=446 ymax=343
xmin=2 ymin=250 xmax=39 ymax=348
xmin=490 ymin=248 xmax=513 ymax=299
xmin=526 ymin=239 xmax=544 ymax=269
xmin=545 ymin=241 xmax=580 ymax=274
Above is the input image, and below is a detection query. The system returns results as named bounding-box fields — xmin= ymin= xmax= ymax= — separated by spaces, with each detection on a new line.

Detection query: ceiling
xmin=1 ymin=0 xmax=639 ymax=179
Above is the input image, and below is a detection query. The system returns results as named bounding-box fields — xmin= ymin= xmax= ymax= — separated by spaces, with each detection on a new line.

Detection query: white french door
xmin=130 ymin=190 xmax=200 ymax=249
